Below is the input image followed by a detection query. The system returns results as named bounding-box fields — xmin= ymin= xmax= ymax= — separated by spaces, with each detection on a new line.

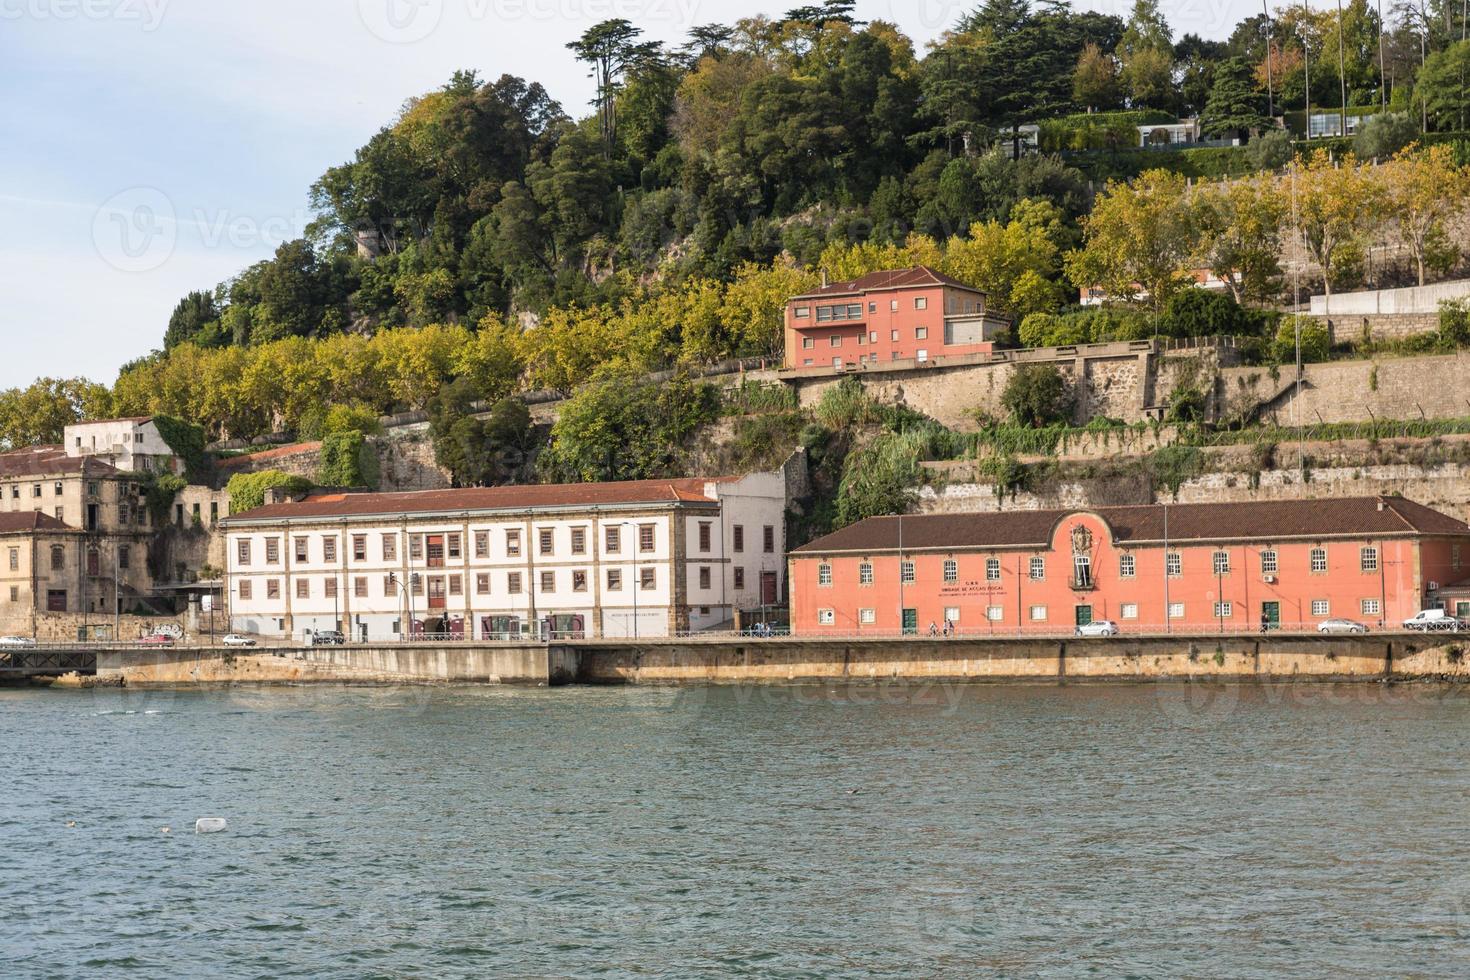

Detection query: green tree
xmin=1001 ymin=364 xmax=1074 ymax=426
xmin=0 ymin=378 xmax=112 ymax=449
xmin=318 ymin=430 xmax=380 ymax=488
xmin=1072 ymin=42 xmax=1121 ymax=111
xmin=1118 ymin=0 xmax=1175 ymax=108
xmin=163 ymin=290 xmax=221 ymax=350
xmin=1200 ymin=57 xmax=1268 ymax=139
xmin=1065 ymin=169 xmax=1195 ymax=310
xmin=1415 ymin=39 xmax=1470 ymax=131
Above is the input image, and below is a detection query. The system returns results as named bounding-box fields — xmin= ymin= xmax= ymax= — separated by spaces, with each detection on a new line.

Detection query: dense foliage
xmin=226 ymin=470 xmax=313 ymax=513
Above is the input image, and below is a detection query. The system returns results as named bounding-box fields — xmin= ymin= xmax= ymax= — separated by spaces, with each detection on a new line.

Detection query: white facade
xmin=63 ymin=418 xmax=182 ymax=475
xmin=221 ymin=474 xmax=787 ymax=642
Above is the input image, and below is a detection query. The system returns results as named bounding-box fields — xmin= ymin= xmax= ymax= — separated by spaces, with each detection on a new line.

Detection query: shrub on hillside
xmin=1355 ymin=113 xmax=1418 ymax=160
xmin=1002 ymin=364 xmax=1074 ymax=427
xmin=1245 ymin=129 xmax=1292 ymax=170
xmin=1271 ymin=317 xmax=1331 ymax=364
xmin=1157 ymin=290 xmax=1261 ymax=338
xmin=227 ymin=470 xmax=312 ymax=513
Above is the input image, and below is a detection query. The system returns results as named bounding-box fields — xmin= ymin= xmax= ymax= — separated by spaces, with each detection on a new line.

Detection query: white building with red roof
xmin=220 ymin=473 xmax=788 ymax=641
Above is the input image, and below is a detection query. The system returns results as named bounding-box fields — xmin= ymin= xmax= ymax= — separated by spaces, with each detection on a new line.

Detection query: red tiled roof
xmin=0 ymin=511 xmax=75 ymax=533
xmin=224 ymin=477 xmax=737 ymax=524
xmin=70 ymin=416 xmax=154 ymax=425
xmin=791 ymin=266 xmax=984 ymax=301
xmin=792 ymin=497 xmax=1470 ymax=554
xmin=216 ymin=442 xmax=323 ymax=470
xmin=0 ymin=446 xmax=119 ymax=480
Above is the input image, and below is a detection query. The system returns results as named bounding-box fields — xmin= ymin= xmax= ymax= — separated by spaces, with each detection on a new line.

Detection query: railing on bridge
xmin=0 ymin=647 xmax=96 ymax=675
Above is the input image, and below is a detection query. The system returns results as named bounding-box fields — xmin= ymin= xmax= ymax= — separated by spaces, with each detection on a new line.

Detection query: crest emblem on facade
xmin=1070 ymin=524 xmax=1093 ymax=555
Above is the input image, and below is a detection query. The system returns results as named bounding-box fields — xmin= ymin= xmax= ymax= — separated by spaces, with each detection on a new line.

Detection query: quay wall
xmin=97 ymin=643 xmax=570 ymax=687
xmin=91 ymin=635 xmax=1470 ymax=688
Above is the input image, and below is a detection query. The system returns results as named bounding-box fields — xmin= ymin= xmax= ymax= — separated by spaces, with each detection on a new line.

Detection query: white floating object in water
xmin=194 ymin=817 xmax=228 ymax=834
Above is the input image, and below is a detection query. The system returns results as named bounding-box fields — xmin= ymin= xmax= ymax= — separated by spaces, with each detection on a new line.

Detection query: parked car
xmin=1075 ymin=620 xmax=1120 ymax=637
xmin=138 ymin=634 xmax=175 ymax=646
xmin=221 ymin=634 xmax=258 ymax=648
xmin=1403 ymin=609 xmax=1462 ymax=632
xmin=1317 ymin=619 xmax=1369 ymax=634
xmin=0 ymin=636 xmax=36 ymax=647
xmin=309 ymin=630 xmax=346 ymax=646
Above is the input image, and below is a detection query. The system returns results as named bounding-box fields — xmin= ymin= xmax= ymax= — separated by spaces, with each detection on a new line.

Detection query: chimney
xmin=821 ymin=268 xmax=828 ymax=288
xmin=1377 ymin=498 xmax=1385 ymax=512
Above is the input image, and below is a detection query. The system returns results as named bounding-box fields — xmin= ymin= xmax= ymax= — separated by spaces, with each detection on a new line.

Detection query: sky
xmin=0 ymin=0 xmax=1262 ymax=390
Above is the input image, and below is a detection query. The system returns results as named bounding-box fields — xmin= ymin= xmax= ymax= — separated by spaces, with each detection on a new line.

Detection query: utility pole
xmin=1377 ymin=0 xmax=1388 ymax=108
xmin=1337 ymin=0 xmax=1348 ymax=140
xmin=1301 ymin=15 xmax=1313 ymax=140
xmin=1264 ymin=1 xmax=1276 ymax=120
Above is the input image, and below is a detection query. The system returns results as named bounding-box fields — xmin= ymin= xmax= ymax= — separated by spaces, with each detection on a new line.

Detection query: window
xmin=698 ymin=567 xmax=711 ymax=590
xmin=817 ymin=609 xmax=835 ymax=625
xmin=448 ymin=575 xmax=462 ymax=596
xmin=31 ymin=485 xmax=40 ymax=498
xmin=818 ymin=563 xmax=833 ymax=587
xmin=900 ymin=561 xmax=915 ymax=584
xmin=47 ymin=590 xmax=66 ymax=612
xmin=476 ymin=573 xmax=490 ymax=595
xmin=324 ymin=578 xmax=337 ymax=599
xmin=7 ymin=586 xmax=15 ymax=602
xmin=539 ymin=529 xmax=554 ymax=555
xmin=859 ymin=608 xmax=876 ymax=625
xmin=294 ymin=537 xmax=309 ymax=563
xmin=118 ymin=545 xmax=130 ymax=569
xmin=382 ymin=534 xmax=397 ymax=562
xmin=507 ymin=572 xmax=522 ymax=595
xmin=1168 ymin=602 xmax=1185 ymax=619
xmin=265 ymin=538 xmax=280 ymax=564
xmin=607 ymin=569 xmax=622 ymax=591
xmin=506 ymin=530 xmax=521 ymax=557
xmin=355 ymin=577 xmax=369 ymax=598
xmin=1166 ymin=553 xmax=1181 ymax=577
xmin=382 ymin=574 xmax=395 ymax=596
xmin=540 ymin=571 xmax=555 ymax=594
xmin=868 ymin=302 xmax=877 ymax=313
xmin=1311 ymin=600 xmax=1330 ymax=617
xmin=794 ymin=305 xmax=810 ymax=318
xmin=915 ymin=349 xmax=928 ymax=362
xmin=802 ymin=337 xmax=815 ymax=350
xmin=1360 ymin=547 xmax=1379 ymax=572
xmin=1310 ymin=548 xmax=1327 ymax=573
xmin=474 ymin=531 xmax=489 ymax=559
xmin=54 ymin=507 xmax=63 ymax=521
xmin=1072 ymin=555 xmax=1092 ymax=588
xmin=352 ymin=536 xmax=367 ymax=562
xmin=890 ymin=299 xmax=899 ymax=311
xmin=1119 ymin=554 xmax=1135 ymax=578
xmin=914 ymin=296 xmax=928 ymax=310
xmin=986 ymin=558 xmax=1000 ymax=581
xmin=829 ymin=336 xmax=841 ymax=348
xmin=987 ymin=606 xmax=1004 ymax=621
xmin=238 ymin=580 xmax=252 ymax=601
xmin=732 ymin=525 xmax=744 ymax=553
xmin=859 ymin=562 xmax=873 ymax=585
xmin=944 ymin=607 xmax=960 ymax=624
xmin=50 ymin=545 xmax=64 ymax=571
xmin=1121 ymin=603 xmax=1139 ymax=620
xmin=1214 ymin=601 xmax=1233 ymax=618
xmin=54 ymin=482 xmax=63 ymax=496
xmin=763 ymin=526 xmax=775 ymax=553
xmin=570 ymin=528 xmax=586 ymax=555
xmin=266 ymin=580 xmax=281 ymax=600
xmin=605 ymin=526 xmax=621 ymax=554
xmin=410 ymin=535 xmax=424 ymax=561
xmin=1361 ymin=598 xmax=1381 ymax=616
xmin=915 ymin=327 xmax=928 ymax=340
xmin=640 ymin=567 xmax=656 ymax=591
xmin=943 ymin=559 xmax=958 ymax=583
xmin=410 ymin=575 xmax=423 ymax=597
xmin=733 ymin=567 xmax=745 ymax=590
xmin=1029 ymin=556 xmax=1045 ymax=581
xmin=447 ymin=534 xmax=461 ymax=559
xmin=7 ymin=547 xmax=16 ymax=571
xmin=847 ymin=303 xmax=861 ymax=318
xmin=1454 ymin=545 xmax=1462 ymax=569
xmin=322 ymin=537 xmax=337 ymax=563
xmin=1261 ymin=550 xmax=1278 ymax=575
xmin=869 ymin=331 xmax=877 ymax=343
xmin=640 ymin=525 xmax=656 ymax=552
xmin=1213 ymin=551 xmax=1230 ymax=574
xmin=1029 ymin=605 xmax=1047 ymax=622
xmin=296 ymin=579 xmax=310 ymax=599
xmin=698 ymin=523 xmax=712 ymax=553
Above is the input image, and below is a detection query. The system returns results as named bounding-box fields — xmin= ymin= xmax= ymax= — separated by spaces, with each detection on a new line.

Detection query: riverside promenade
xmin=69 ymin=633 xmax=1470 ymax=687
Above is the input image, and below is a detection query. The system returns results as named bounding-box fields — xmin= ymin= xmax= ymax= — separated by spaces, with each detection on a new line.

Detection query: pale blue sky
xmin=0 ymin=0 xmax=1254 ymax=389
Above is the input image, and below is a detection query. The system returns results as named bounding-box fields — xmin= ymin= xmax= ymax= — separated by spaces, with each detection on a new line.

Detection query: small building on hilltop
xmin=64 ymin=416 xmax=185 ymax=476
xmin=220 ymin=473 xmax=788 ymax=642
xmin=789 ymin=497 xmax=1470 ymax=636
xmin=783 ymin=267 xmax=1008 ymax=371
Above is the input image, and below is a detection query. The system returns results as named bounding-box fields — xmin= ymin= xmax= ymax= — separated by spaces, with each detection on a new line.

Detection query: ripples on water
xmin=2 ymin=681 xmax=1468 ymax=978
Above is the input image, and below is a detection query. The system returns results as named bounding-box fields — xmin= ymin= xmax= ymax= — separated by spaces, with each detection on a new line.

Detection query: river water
xmin=2 ymin=680 xmax=1468 ymax=978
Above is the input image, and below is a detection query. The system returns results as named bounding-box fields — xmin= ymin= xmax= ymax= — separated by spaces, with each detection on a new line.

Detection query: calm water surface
xmin=2 ymin=680 xmax=1468 ymax=978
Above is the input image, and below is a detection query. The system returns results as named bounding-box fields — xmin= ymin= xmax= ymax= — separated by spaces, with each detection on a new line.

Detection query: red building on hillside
xmin=789 ymin=497 xmax=1470 ymax=636
xmin=783 ymin=267 xmax=1009 ymax=370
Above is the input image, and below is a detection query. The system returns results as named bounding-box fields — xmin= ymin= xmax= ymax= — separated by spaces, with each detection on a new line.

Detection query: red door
xmin=761 ymin=572 xmax=779 ymax=605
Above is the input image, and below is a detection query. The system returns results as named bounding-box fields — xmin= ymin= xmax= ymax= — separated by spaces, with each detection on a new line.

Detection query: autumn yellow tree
xmin=1288 ymin=151 xmax=1384 ymax=309
xmin=1189 ymin=174 xmax=1286 ymax=306
xmin=1379 ymin=144 xmax=1469 ymax=287
xmin=1065 ymin=169 xmax=1195 ymax=310
xmin=940 ymin=199 xmax=1068 ymax=319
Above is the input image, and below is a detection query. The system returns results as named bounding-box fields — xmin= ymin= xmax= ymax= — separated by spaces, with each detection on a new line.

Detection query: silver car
xmin=1317 ymin=619 xmax=1368 ymax=634
xmin=221 ymin=634 xmax=258 ymax=648
xmin=1075 ymin=620 xmax=1120 ymax=637
xmin=0 ymin=636 xmax=36 ymax=647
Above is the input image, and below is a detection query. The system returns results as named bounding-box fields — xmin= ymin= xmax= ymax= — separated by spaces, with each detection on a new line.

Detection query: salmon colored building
xmin=789 ymin=497 xmax=1470 ymax=636
xmin=783 ymin=267 xmax=1008 ymax=370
